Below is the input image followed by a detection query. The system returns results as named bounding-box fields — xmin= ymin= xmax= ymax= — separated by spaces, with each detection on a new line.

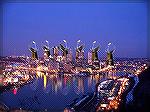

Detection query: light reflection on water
xmin=0 ymin=72 xmax=124 ymax=111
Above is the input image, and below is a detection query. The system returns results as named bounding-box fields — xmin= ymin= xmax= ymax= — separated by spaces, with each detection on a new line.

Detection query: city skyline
xmin=2 ymin=2 xmax=148 ymax=58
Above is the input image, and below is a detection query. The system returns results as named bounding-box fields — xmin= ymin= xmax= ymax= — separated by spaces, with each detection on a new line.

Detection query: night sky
xmin=2 ymin=2 xmax=148 ymax=58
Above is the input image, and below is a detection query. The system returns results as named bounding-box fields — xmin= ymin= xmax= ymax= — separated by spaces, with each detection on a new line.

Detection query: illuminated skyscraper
xmin=67 ymin=49 xmax=73 ymax=62
xmin=75 ymin=45 xmax=84 ymax=67
xmin=53 ymin=46 xmax=59 ymax=60
xmin=59 ymin=44 xmax=68 ymax=61
xmin=88 ymin=51 xmax=92 ymax=65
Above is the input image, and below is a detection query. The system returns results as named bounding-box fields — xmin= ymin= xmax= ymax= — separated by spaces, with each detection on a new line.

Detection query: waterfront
xmin=0 ymin=55 xmax=149 ymax=111
xmin=0 ymin=71 xmax=127 ymax=111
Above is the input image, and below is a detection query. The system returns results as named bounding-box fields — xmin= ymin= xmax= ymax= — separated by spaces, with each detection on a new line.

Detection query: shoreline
xmin=0 ymin=75 xmax=35 ymax=94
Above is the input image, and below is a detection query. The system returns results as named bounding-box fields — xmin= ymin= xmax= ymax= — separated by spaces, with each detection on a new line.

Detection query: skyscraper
xmin=105 ymin=43 xmax=115 ymax=66
xmin=75 ymin=45 xmax=84 ymax=67
xmin=43 ymin=45 xmax=50 ymax=58
xmin=91 ymin=46 xmax=100 ymax=69
xmin=67 ymin=49 xmax=73 ymax=62
xmin=88 ymin=51 xmax=92 ymax=65
xmin=29 ymin=47 xmax=38 ymax=60
xmin=53 ymin=46 xmax=59 ymax=61
xmin=106 ymin=51 xmax=114 ymax=66
xmin=59 ymin=44 xmax=68 ymax=61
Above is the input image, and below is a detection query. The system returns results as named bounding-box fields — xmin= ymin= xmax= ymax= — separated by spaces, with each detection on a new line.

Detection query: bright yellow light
xmin=37 ymin=71 xmax=41 ymax=77
xmin=44 ymin=75 xmax=47 ymax=88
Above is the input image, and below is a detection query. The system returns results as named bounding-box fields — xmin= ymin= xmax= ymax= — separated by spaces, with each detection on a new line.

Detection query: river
xmin=0 ymin=72 xmax=127 ymax=111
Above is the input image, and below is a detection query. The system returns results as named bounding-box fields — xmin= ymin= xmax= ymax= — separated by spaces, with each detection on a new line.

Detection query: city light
xmin=44 ymin=75 xmax=47 ymax=88
xmin=0 ymin=40 xmax=149 ymax=112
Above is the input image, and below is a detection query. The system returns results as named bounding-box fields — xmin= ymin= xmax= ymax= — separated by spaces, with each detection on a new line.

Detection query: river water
xmin=0 ymin=72 xmax=126 ymax=111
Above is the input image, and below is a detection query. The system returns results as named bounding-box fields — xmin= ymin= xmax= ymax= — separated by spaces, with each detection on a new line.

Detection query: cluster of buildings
xmin=29 ymin=40 xmax=115 ymax=73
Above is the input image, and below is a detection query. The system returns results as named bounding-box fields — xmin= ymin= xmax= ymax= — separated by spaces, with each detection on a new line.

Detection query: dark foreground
xmin=124 ymin=67 xmax=150 ymax=112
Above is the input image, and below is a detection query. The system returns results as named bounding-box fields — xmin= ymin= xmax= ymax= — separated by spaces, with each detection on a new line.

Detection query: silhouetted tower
xmin=29 ymin=48 xmax=38 ymax=60
xmin=29 ymin=41 xmax=38 ymax=60
xmin=92 ymin=46 xmax=100 ymax=69
xmin=106 ymin=51 xmax=114 ymax=66
xmin=43 ymin=40 xmax=50 ymax=58
xmin=92 ymin=46 xmax=99 ymax=61
xmin=106 ymin=43 xmax=115 ymax=66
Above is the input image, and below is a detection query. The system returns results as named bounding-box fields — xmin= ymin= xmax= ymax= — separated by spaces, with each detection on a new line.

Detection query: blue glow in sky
xmin=2 ymin=2 xmax=147 ymax=58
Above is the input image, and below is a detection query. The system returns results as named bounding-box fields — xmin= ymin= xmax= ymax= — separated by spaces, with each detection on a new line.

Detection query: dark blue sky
xmin=2 ymin=2 xmax=147 ymax=58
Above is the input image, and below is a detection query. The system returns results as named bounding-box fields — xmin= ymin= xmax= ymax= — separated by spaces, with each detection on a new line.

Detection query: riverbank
xmin=0 ymin=75 xmax=35 ymax=94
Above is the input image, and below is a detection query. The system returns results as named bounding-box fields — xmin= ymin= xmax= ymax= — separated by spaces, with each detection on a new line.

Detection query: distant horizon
xmin=2 ymin=2 xmax=148 ymax=58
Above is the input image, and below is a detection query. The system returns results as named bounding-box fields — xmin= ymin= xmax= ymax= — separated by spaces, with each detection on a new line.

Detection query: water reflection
xmin=38 ymin=72 xmax=104 ymax=95
xmin=13 ymin=88 xmax=18 ymax=95
xmin=30 ymin=79 xmax=38 ymax=91
xmin=1 ymin=71 xmax=125 ymax=111
xmin=73 ymin=77 xmax=84 ymax=95
xmin=33 ymin=71 xmax=102 ymax=95
xmin=43 ymin=83 xmax=51 ymax=94
xmin=30 ymin=71 xmax=121 ymax=96
xmin=43 ymin=75 xmax=47 ymax=88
